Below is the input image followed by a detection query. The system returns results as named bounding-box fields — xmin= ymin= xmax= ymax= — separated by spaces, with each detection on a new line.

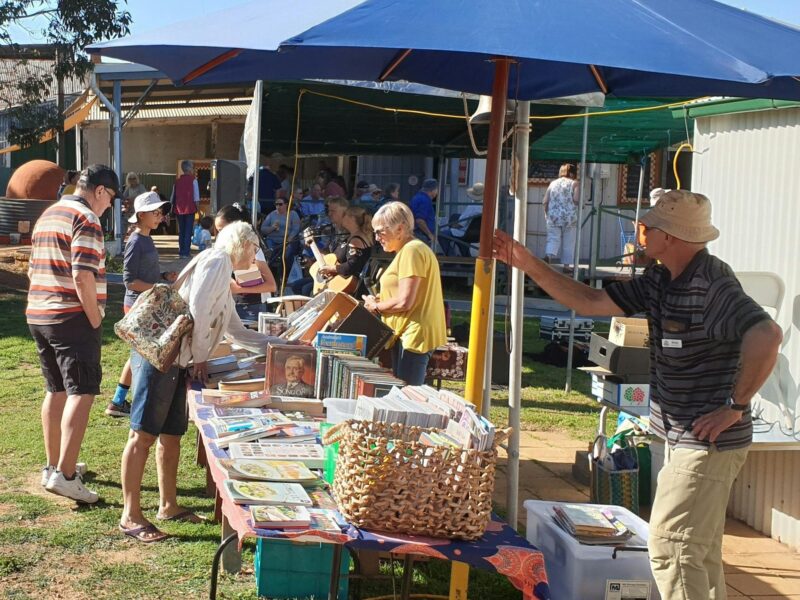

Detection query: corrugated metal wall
xmin=693 ymin=108 xmax=800 ymax=550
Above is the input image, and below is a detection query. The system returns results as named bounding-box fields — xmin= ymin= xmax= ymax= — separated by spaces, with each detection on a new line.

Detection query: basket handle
xmin=321 ymin=421 xmax=349 ymax=445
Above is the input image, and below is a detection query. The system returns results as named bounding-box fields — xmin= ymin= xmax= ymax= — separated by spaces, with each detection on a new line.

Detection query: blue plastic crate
xmin=254 ymin=538 xmax=349 ymax=599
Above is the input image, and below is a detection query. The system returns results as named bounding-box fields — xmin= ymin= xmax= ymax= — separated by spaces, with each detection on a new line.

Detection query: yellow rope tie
xmin=279 ymin=89 xmax=307 ymax=296
xmin=672 ymin=142 xmax=694 ymax=189
xmin=300 ymin=88 xmax=709 ymax=121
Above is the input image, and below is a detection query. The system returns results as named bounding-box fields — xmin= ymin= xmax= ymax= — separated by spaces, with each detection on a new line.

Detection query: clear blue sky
xmin=7 ymin=0 xmax=800 ymax=44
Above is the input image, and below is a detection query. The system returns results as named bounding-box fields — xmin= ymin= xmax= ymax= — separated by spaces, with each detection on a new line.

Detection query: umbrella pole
xmin=565 ymin=108 xmax=590 ymax=393
xmin=456 ymin=57 xmax=510 ymax=600
xmin=632 ymin=157 xmax=645 ymax=278
xmin=250 ymin=80 xmax=264 ymax=229
xmin=506 ymin=100 xmax=530 ymax=529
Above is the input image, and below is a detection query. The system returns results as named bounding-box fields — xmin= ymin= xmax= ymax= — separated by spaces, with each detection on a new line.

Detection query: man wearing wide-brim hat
xmin=493 ymin=189 xmax=783 ymax=600
xmin=438 ymin=182 xmax=484 ymax=257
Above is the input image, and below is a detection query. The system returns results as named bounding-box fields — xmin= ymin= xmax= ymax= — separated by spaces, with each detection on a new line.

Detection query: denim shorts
xmin=129 ymin=351 xmax=189 ymax=437
xmin=29 ymin=312 xmax=102 ymax=396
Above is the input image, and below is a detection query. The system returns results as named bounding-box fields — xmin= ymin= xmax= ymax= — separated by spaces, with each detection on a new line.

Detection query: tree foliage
xmin=0 ymin=1 xmax=131 ymax=149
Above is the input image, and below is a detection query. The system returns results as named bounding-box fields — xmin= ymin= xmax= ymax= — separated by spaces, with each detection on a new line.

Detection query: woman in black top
xmin=317 ymin=206 xmax=374 ymax=281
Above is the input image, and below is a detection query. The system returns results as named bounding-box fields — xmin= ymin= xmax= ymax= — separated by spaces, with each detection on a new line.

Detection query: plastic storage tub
xmin=322 ymin=397 xmax=357 ymax=424
xmin=524 ymin=499 xmax=660 ymax=600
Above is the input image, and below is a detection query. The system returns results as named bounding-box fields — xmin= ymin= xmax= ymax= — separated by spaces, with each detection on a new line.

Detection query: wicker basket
xmin=322 ymin=419 xmax=509 ymax=541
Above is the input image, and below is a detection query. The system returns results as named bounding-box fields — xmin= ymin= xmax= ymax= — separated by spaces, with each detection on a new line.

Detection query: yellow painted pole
xmin=451 ymin=57 xmax=511 ymax=600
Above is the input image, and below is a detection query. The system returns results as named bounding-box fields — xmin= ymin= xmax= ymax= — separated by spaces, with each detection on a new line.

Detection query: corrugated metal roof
xmin=0 ymin=58 xmax=85 ymax=109
xmin=85 ymin=97 xmax=250 ymax=123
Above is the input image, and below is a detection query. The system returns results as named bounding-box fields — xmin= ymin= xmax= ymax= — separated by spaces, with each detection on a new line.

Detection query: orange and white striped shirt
xmin=26 ymin=196 xmax=106 ymax=325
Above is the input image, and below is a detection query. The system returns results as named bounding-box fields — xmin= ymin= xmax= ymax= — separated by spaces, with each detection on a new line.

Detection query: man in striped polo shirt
xmin=27 ymin=164 xmax=119 ymax=504
xmin=493 ymin=190 xmax=782 ymax=600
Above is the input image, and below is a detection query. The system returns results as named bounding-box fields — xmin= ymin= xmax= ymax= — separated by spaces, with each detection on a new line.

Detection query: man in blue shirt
xmin=410 ymin=178 xmax=438 ymax=245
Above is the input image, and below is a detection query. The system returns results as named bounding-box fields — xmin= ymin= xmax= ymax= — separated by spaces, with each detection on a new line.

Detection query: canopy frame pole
xmin=632 ymin=156 xmax=646 ymax=277
xmin=251 ymin=80 xmax=264 ymax=229
xmin=434 ymin=149 xmax=446 ymax=252
xmin=506 ymin=99 xmax=530 ymax=529
xmin=565 ymin=108 xmax=590 ymax=393
xmin=456 ymin=56 xmax=511 ymax=600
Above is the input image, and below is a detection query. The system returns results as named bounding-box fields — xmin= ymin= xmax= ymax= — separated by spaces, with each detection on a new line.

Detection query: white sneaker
xmin=45 ymin=471 xmax=99 ymax=504
xmin=41 ymin=463 xmax=87 ymax=486
xmin=41 ymin=465 xmax=55 ymax=487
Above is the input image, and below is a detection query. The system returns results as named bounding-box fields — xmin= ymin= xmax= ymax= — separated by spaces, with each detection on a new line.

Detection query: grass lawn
xmin=0 ymin=284 xmax=609 ymax=599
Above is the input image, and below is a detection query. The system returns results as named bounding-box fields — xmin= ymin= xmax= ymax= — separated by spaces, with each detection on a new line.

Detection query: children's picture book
xmin=250 ymin=504 xmax=312 ymax=529
xmin=307 ymin=487 xmax=338 ymax=510
xmin=212 ymin=406 xmax=268 ymax=418
xmin=307 ymin=508 xmax=347 ymax=532
xmin=214 ymin=425 xmax=282 ymax=449
xmin=224 ymin=480 xmax=313 ymax=506
xmin=227 ymin=459 xmax=318 ymax=483
xmin=265 ymin=344 xmax=319 ymax=399
xmin=200 ymin=389 xmax=270 ymax=408
xmin=228 ymin=443 xmax=325 ymax=468
xmin=313 ymin=332 xmax=367 ymax=357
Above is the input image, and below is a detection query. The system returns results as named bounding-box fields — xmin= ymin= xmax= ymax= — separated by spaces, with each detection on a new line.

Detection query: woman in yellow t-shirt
xmin=363 ymin=202 xmax=446 ymax=384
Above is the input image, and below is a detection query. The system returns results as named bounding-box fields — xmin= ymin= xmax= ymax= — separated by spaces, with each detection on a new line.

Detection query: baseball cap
xmin=78 ymin=164 xmax=121 ymax=198
xmin=421 ymin=178 xmax=438 ymax=191
xmin=128 ymin=191 xmax=169 ymax=223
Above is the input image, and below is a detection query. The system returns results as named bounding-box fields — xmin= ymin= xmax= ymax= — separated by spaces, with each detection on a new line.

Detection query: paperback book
xmin=224 ymin=480 xmax=313 ymax=506
xmin=214 ymin=425 xmax=282 ymax=449
xmin=307 ymin=508 xmax=347 ymax=532
xmin=228 ymin=443 xmax=325 ymax=468
xmin=200 ymin=389 xmax=270 ymax=408
xmin=551 ymin=504 xmax=632 ymax=545
xmin=227 ymin=459 xmax=318 ymax=484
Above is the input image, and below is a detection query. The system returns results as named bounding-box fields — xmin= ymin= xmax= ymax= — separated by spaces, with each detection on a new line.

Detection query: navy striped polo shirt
xmin=606 ymin=249 xmax=771 ymax=451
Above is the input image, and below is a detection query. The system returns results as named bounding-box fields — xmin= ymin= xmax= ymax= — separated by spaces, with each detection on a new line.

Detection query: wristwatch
xmin=727 ymin=397 xmax=749 ymax=412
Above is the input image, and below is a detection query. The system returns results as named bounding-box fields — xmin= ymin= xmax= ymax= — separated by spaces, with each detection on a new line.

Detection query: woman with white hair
xmin=119 ymin=221 xmax=283 ymax=543
xmin=122 ymin=172 xmax=147 ymax=219
xmin=171 ymin=160 xmax=200 ymax=259
xmin=363 ymin=202 xmax=446 ymax=384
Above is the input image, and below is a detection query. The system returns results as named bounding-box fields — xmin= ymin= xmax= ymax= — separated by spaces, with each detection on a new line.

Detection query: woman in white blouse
xmin=119 ymin=221 xmax=283 ymax=543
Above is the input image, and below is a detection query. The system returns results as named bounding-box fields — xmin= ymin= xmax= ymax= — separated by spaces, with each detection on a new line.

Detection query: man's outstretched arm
xmin=493 ymin=228 xmax=624 ymax=317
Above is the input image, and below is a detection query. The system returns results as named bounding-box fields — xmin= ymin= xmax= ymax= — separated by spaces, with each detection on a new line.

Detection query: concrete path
xmin=494 ymin=429 xmax=800 ymax=599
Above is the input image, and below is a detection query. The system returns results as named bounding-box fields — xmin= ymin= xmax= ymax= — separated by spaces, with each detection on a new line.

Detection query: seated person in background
xmin=299 ymin=205 xmax=374 ymax=296
xmin=410 ymin=178 xmax=438 ymax=245
xmin=317 ymin=168 xmax=346 ymax=200
xmin=270 ymin=355 xmax=315 ymax=398
xmin=261 ymin=195 xmax=301 ymax=284
xmin=301 ymin=184 xmax=326 ymax=219
xmin=292 ymin=197 xmax=350 ymax=295
xmin=351 ymin=180 xmax=370 ymax=205
xmin=438 ymin=182 xmax=484 ymax=256
xmin=192 ymin=216 xmax=213 ymax=251
xmin=376 ymin=182 xmax=401 ymax=211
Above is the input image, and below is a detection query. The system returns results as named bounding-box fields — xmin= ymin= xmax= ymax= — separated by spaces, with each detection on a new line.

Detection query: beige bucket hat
xmin=639 ymin=189 xmax=719 ymax=243
xmin=466 ymin=182 xmax=485 ymax=201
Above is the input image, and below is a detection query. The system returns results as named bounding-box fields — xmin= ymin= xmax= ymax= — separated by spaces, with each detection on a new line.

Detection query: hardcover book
xmin=228 ymin=442 xmax=325 ymax=468
xmin=250 ymin=504 xmax=311 ymax=529
xmin=313 ymin=332 xmax=367 ymax=357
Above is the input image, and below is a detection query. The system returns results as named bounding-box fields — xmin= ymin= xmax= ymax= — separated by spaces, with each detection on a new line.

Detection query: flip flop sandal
xmin=156 ymin=509 xmax=205 ymax=523
xmin=119 ymin=523 xmax=169 ymax=543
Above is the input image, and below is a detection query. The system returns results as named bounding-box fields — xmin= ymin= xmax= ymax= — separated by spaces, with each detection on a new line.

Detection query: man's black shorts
xmin=29 ymin=313 xmax=102 ymax=396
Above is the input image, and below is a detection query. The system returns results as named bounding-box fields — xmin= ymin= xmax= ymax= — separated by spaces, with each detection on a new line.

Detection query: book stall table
xmin=188 ymin=391 xmax=552 ymax=600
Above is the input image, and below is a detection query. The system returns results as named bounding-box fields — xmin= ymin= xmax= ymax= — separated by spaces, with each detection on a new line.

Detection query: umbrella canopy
xmin=90 ymin=0 xmax=800 ymax=100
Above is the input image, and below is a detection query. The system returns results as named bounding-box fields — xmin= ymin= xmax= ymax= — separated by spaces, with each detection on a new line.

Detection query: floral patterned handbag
xmin=114 ymin=259 xmax=197 ymax=372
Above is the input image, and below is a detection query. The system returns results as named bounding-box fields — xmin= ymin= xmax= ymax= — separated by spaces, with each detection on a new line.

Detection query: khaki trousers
xmin=648 ymin=444 xmax=749 ymax=600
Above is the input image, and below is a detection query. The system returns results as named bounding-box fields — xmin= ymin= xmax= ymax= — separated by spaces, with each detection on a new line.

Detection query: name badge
xmin=662 ymin=338 xmax=682 ymax=348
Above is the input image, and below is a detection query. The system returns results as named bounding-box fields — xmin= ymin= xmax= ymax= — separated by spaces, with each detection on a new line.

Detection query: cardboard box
xmin=588 ymin=333 xmax=650 ymax=376
xmin=589 ymin=372 xmax=650 ymax=416
xmin=609 ymin=317 xmax=649 ymax=347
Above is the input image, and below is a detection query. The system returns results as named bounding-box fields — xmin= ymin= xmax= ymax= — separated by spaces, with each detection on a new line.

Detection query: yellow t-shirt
xmin=380 ymin=239 xmax=447 ymax=353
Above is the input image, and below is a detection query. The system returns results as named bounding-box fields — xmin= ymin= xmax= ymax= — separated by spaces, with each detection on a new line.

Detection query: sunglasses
xmin=374 ymin=227 xmax=390 ymax=237
xmin=275 ymin=202 xmax=286 ymax=206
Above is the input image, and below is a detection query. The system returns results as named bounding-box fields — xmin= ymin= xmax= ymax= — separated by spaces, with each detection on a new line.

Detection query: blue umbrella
xmin=90 ymin=0 xmax=800 ymax=99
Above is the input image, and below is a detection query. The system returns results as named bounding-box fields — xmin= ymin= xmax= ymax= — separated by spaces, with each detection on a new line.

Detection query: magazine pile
xmin=551 ymin=503 xmax=633 ymax=545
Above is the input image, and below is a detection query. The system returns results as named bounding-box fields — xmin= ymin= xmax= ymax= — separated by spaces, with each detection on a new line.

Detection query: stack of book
xmin=200 ymin=389 xmax=270 ymax=408
xmin=551 ymin=503 xmax=633 ymax=545
xmin=353 ymin=386 xmax=496 ymax=451
xmin=234 ymin=266 xmax=264 ymax=288
xmin=318 ymin=355 xmax=403 ymax=399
